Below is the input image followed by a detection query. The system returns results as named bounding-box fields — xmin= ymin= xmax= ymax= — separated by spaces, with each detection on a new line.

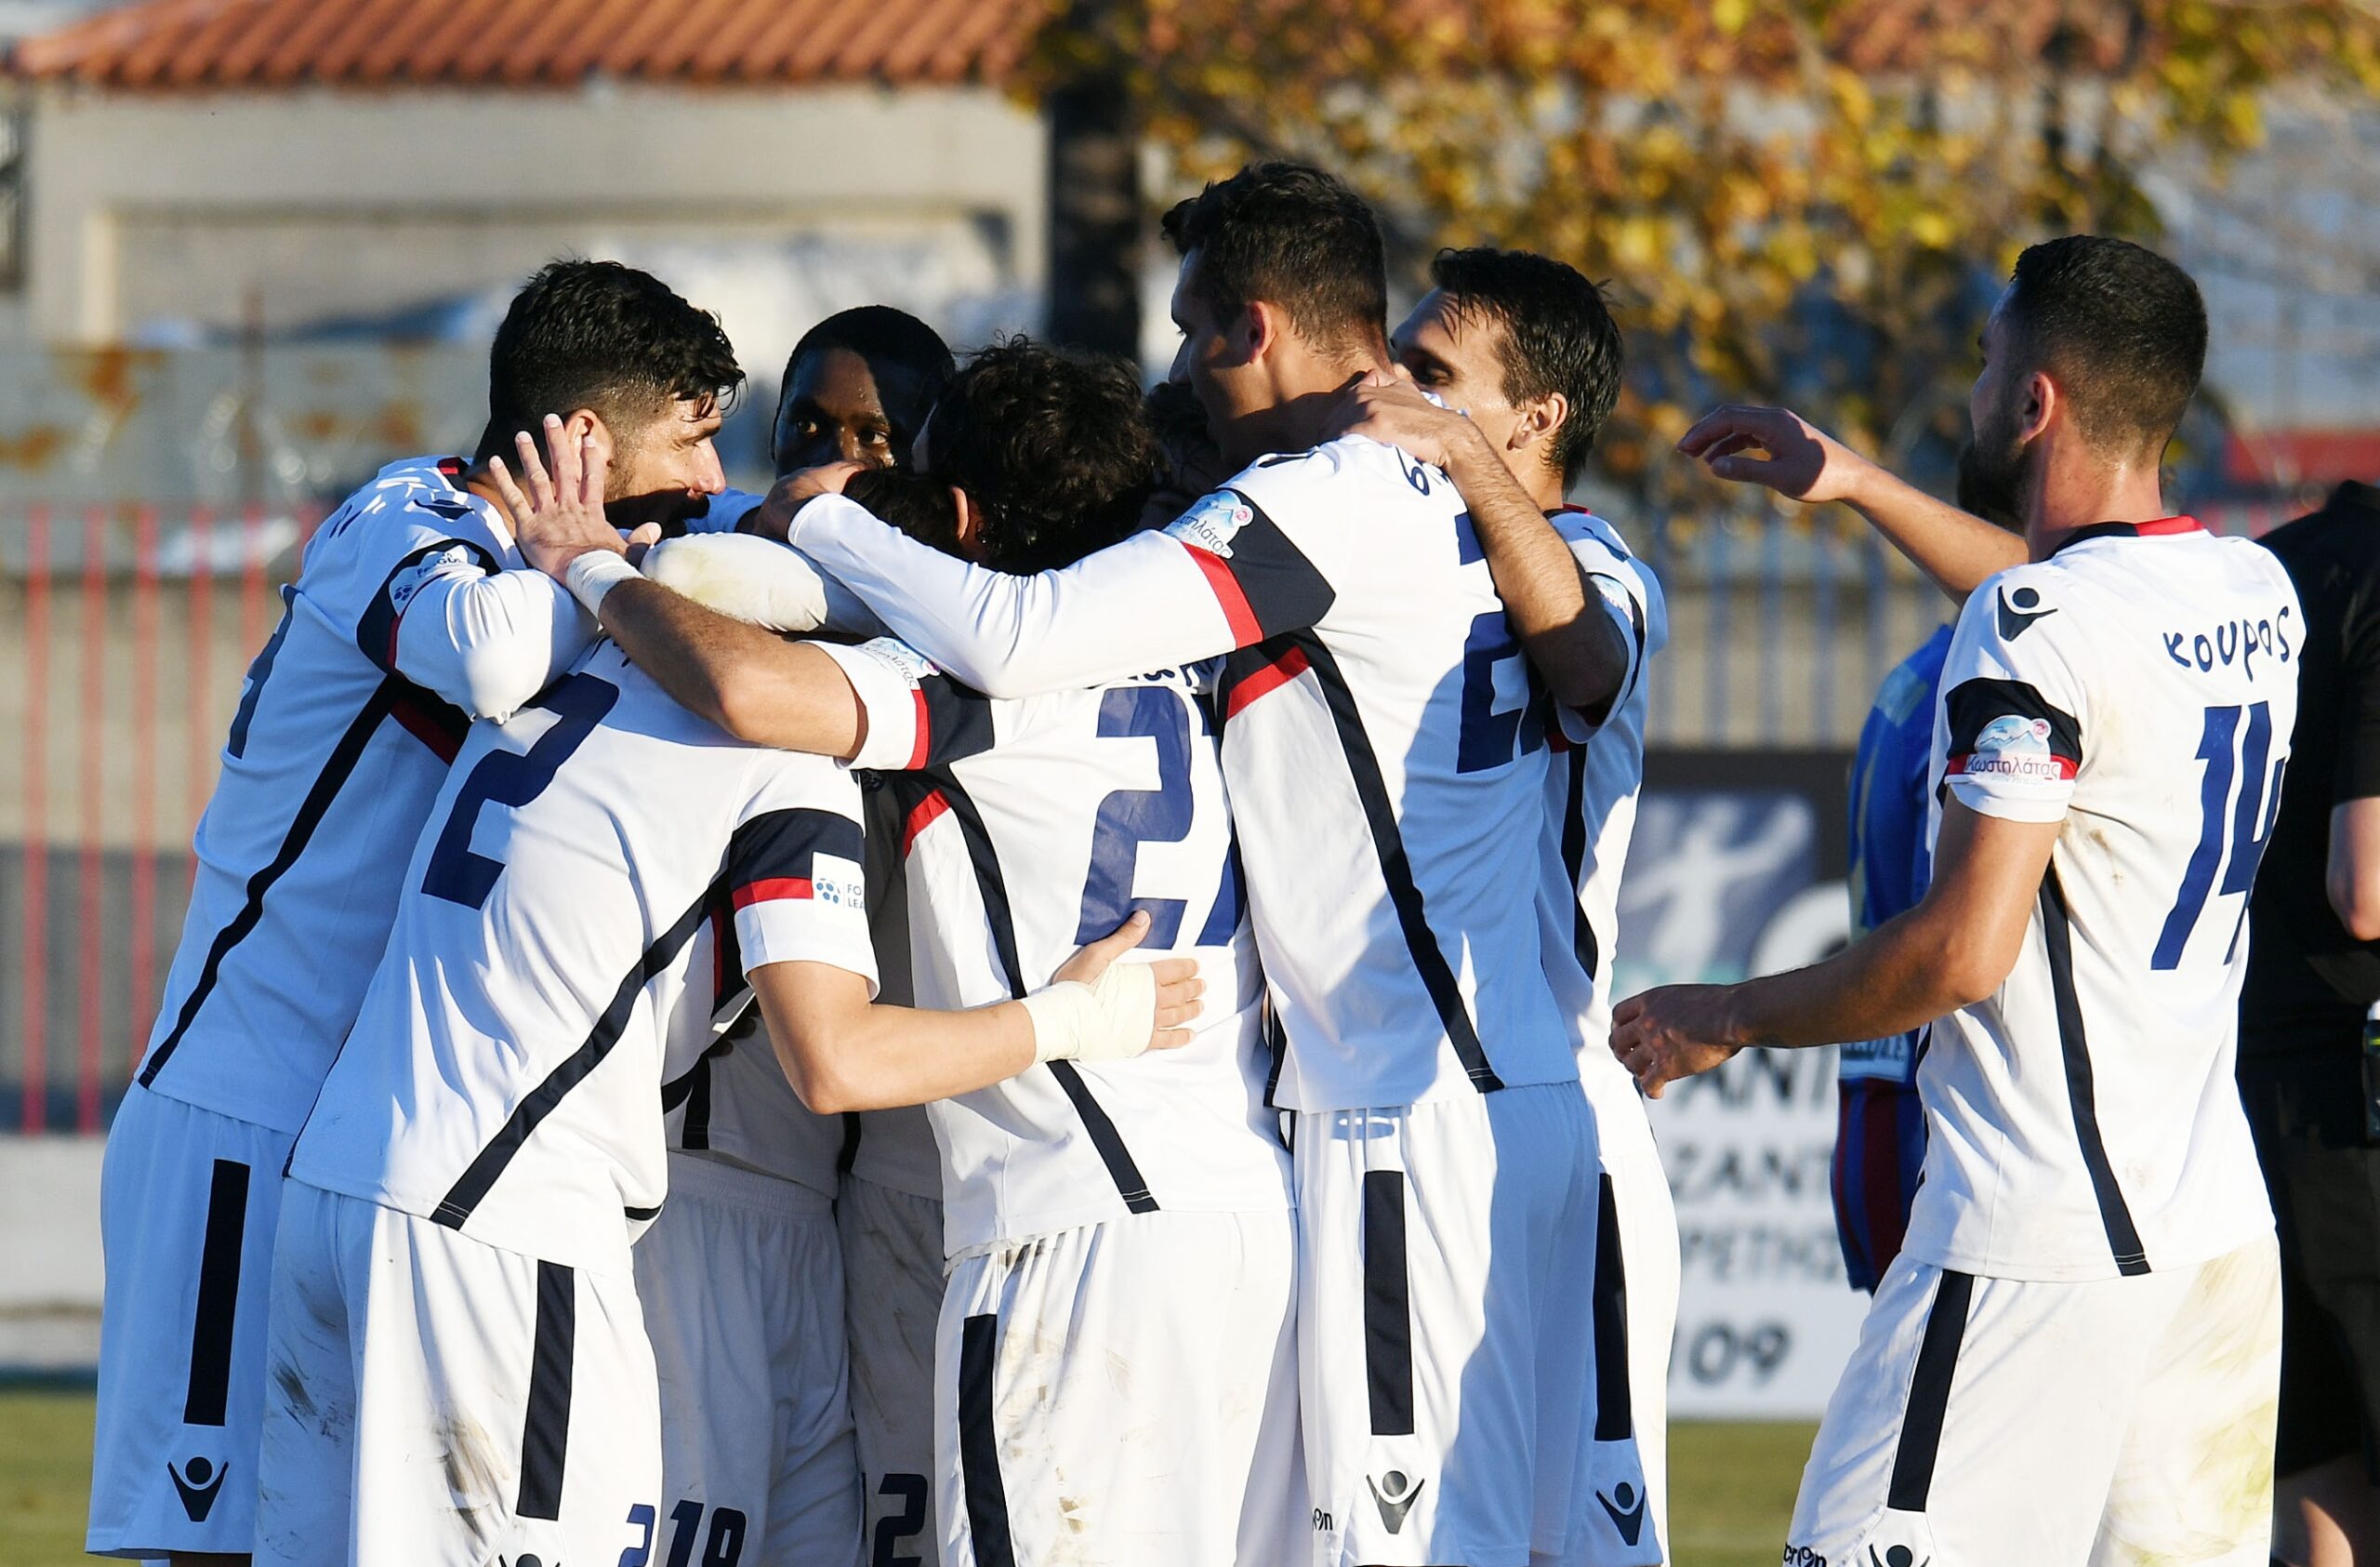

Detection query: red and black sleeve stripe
xmin=1179 ymin=490 xmax=1335 ymax=651
xmin=727 ymin=807 xmax=864 ymax=909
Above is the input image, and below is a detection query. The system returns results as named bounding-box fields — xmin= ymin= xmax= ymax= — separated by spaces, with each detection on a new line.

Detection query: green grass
xmin=0 ymin=1390 xmax=1814 ymax=1567
xmin=0 ymin=1389 xmax=97 ymax=1566
xmin=1671 ymin=1421 xmax=1818 ymax=1566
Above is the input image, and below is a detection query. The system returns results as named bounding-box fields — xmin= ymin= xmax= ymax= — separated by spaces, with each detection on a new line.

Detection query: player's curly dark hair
xmin=1161 ymin=162 xmax=1388 ymax=354
xmin=919 ymin=338 xmax=1161 ymax=575
xmin=843 ymin=466 xmax=963 ymax=557
xmin=1429 ymin=247 xmax=1623 ymax=487
xmin=474 ymin=259 xmax=744 ymax=465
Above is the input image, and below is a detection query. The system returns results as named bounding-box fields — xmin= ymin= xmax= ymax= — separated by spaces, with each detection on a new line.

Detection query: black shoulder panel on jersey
xmin=433 ymin=883 xmax=719 ymax=1228
xmin=916 ymin=674 xmax=999 ymax=771
xmin=355 ymin=537 xmax=502 ymax=675
xmin=1211 ymin=490 xmax=1336 ymax=643
xmin=727 ymin=807 xmax=865 ymax=895
xmin=2039 ymin=865 xmax=2151 ymax=1276
xmin=1286 ymin=631 xmax=1505 ymax=1091
xmin=1559 ymin=746 xmax=1601 ymax=982
xmin=139 ymin=675 xmax=406 ymax=1090
xmin=1943 ymin=676 xmax=2082 ymax=766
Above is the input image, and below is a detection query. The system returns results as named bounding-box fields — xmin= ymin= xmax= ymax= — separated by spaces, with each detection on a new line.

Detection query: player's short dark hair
xmin=783 ymin=306 xmax=955 ymax=403
xmin=1161 ymin=162 xmax=1387 ymax=352
xmin=1428 ymin=246 xmax=1624 ymax=486
xmin=845 ymin=467 xmax=963 ymax=557
xmin=2001 ymin=236 xmax=2206 ymax=458
xmin=477 ymin=259 xmax=743 ymax=464
xmin=920 ymin=337 xmax=1160 ymax=575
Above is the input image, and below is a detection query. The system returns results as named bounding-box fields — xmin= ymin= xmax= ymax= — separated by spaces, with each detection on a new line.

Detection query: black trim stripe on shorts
xmin=516 ymin=1260 xmax=575 ymax=1521
xmin=2039 ymin=866 xmax=2151 ymax=1276
xmin=1363 ymin=1168 xmax=1416 ymax=1436
xmin=899 ymin=771 xmax=1159 ymax=1215
xmin=181 ymin=1158 xmax=252 ymax=1427
xmin=140 ymin=676 xmax=404 ymax=1088
xmin=1885 ymin=1268 xmax=1975 ymax=1512
xmin=1559 ymin=745 xmax=1601 ymax=981
xmin=431 ymin=884 xmax=717 ymax=1228
xmin=1264 ymin=632 xmax=1504 ymax=1092
xmin=958 ymin=1312 xmax=1018 ymax=1567
xmin=1590 ymin=1172 xmax=1633 ymax=1442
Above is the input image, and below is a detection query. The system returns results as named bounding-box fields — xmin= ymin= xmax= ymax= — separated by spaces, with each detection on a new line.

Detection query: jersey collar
xmin=2050 ymin=515 xmax=2202 ymax=556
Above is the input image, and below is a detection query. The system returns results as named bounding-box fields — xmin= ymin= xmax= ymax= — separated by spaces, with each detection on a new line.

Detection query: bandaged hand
xmin=1023 ymin=910 xmax=1204 ymax=1063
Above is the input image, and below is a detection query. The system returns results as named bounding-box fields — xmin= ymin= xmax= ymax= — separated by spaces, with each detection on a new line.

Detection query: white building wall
xmin=19 ymin=82 xmax=1048 ymax=347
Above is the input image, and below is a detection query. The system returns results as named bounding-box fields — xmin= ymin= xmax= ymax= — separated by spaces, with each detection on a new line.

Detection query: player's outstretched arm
xmin=1332 ymin=372 xmax=1630 ymax=714
xmin=778 ymin=491 xmax=1247 ymax=698
xmin=751 ymin=912 xmax=1203 ymax=1113
xmin=1676 ymin=405 xmax=2026 ymax=603
xmin=1611 ymin=801 xmax=2057 ymax=1096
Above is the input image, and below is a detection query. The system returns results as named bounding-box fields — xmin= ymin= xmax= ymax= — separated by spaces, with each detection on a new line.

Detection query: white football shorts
xmin=255 ymin=1180 xmax=661 ymax=1567
xmin=841 ymin=1169 xmax=946 ymax=1567
xmin=1586 ymin=1082 xmax=1681 ymax=1567
xmin=634 ymin=1152 xmax=860 ymax=1567
xmin=1787 ymin=1235 xmax=2281 ymax=1567
xmin=1296 ymin=1082 xmax=1659 ymax=1567
xmin=935 ymin=1208 xmax=1302 ymax=1567
xmin=87 ymin=1083 xmax=293 ymax=1559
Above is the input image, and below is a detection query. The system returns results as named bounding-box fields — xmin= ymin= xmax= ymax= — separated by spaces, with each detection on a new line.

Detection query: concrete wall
xmin=0 ymin=1134 xmax=101 ymax=1369
xmin=19 ymin=82 xmax=1048 ymax=345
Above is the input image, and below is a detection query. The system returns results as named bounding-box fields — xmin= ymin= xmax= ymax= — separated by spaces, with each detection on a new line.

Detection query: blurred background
xmin=1 ymin=0 xmax=2376 ymax=1560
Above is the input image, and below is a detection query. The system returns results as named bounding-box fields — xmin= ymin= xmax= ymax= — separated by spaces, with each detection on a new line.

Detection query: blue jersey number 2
xmin=422 ymin=672 xmax=618 ymax=910
xmin=1074 ymin=684 xmax=1243 ymax=948
xmin=2152 ymin=701 xmax=2283 ymax=970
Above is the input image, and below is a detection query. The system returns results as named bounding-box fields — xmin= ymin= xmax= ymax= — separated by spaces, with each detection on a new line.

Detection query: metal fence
xmin=0 ymin=495 xmax=2301 ymax=1134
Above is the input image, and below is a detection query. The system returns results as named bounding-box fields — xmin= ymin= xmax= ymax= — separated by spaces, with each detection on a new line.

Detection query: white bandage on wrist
xmin=641 ymin=532 xmax=831 ymax=632
xmin=1021 ymin=963 xmax=1158 ymax=1065
xmin=563 ymin=550 xmax=641 ymax=617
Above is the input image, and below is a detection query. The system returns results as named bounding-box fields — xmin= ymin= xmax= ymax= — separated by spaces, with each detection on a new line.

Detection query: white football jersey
xmin=136 ymin=457 xmax=598 ymax=1134
xmin=787 ymin=438 xmax=1582 ymax=1112
xmin=1533 ymin=510 xmax=1665 ymax=1069
xmin=831 ymin=639 xmax=1289 ymax=1254
xmin=1907 ymin=519 xmax=2297 ymax=1281
xmin=287 ymin=643 xmax=878 ymax=1274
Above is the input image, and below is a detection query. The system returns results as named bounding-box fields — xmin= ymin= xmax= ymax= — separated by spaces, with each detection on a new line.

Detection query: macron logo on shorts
xmin=1597 ymin=1481 xmax=1647 ymax=1545
xmin=167 ymin=1454 xmax=228 ymax=1521
xmin=1366 ymin=1469 xmax=1426 ymax=1534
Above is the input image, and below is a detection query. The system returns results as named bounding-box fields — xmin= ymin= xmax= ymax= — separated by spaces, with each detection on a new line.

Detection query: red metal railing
xmin=7 ymin=501 xmax=319 ymax=1134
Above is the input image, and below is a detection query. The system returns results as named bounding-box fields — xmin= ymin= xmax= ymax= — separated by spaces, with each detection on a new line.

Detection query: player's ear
xmin=2020 ymin=372 xmax=2056 ymax=444
xmin=1237 ymin=299 xmax=1277 ymax=365
xmin=1514 ymin=391 xmax=1569 ymax=457
xmin=949 ymin=485 xmax=991 ymax=563
xmin=562 ymin=409 xmax=615 ymax=471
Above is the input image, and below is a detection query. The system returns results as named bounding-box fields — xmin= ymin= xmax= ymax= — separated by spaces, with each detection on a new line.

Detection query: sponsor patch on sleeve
xmin=1943 ymin=677 xmax=2081 ymax=783
xmin=1164 ymin=490 xmax=1254 ymax=559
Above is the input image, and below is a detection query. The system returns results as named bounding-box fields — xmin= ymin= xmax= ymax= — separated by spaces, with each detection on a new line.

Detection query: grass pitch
xmin=0 ymin=1390 xmax=1814 ymax=1566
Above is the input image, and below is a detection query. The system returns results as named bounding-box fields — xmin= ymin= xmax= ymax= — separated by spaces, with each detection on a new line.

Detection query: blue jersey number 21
xmin=2152 ymin=701 xmax=2282 ymax=970
xmin=1074 ymin=685 xmax=1243 ymax=948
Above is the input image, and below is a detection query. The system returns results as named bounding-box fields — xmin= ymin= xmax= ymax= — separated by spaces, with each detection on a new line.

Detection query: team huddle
xmin=84 ymin=160 xmax=2296 ymax=1567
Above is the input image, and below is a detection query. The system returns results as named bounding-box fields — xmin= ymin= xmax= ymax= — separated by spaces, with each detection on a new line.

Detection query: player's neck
xmin=1240 ymin=345 xmax=1395 ymax=461
xmin=459 ymin=468 xmax=522 ymax=532
xmin=1517 ymin=462 xmax=1566 ymax=512
xmin=2021 ymin=443 xmax=2171 ymax=561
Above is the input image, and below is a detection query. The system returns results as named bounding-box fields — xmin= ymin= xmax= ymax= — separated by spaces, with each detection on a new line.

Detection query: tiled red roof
xmin=8 ymin=0 xmax=2155 ymax=90
xmin=11 ymin=0 xmax=1051 ymax=88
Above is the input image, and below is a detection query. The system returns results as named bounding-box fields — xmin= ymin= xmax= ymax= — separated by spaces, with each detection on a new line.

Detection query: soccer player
xmin=632 ymin=303 xmax=955 ymax=1567
xmin=756 ymin=163 xmax=1658 ymax=1567
xmin=536 ymin=339 xmax=1302 ymax=1565
xmin=1629 ymin=236 xmax=2295 ymax=1564
xmin=2237 ymin=478 xmax=2380 ymax=1567
xmin=86 ymin=258 xmax=740 ymax=1567
xmin=1384 ymin=245 xmax=1678 ymax=1555
xmin=251 ymin=431 xmax=1199 ymax=1567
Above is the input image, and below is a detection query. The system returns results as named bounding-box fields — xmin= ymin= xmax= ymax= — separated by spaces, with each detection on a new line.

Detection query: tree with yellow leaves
xmin=1032 ymin=0 xmax=2380 ymax=496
